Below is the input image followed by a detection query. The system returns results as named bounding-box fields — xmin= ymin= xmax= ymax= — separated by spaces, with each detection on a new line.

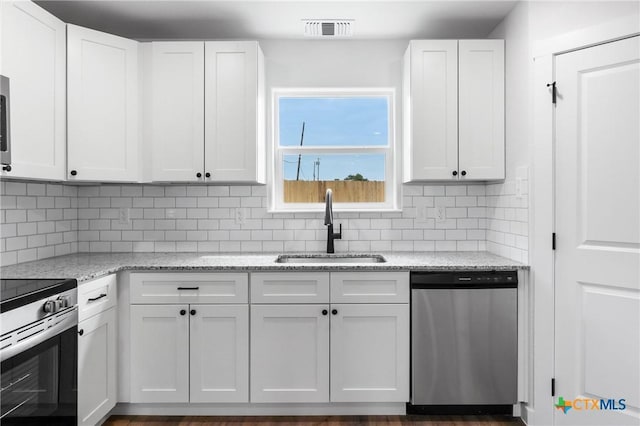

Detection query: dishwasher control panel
xmin=410 ymin=270 xmax=518 ymax=288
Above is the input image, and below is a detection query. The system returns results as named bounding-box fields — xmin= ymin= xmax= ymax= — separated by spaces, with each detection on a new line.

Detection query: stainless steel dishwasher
xmin=410 ymin=270 xmax=517 ymax=413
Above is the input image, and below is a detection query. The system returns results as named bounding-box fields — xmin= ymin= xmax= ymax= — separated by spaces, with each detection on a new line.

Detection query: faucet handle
xmin=336 ymin=223 xmax=342 ymax=239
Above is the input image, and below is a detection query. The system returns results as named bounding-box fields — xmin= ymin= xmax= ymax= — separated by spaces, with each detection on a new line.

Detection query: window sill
xmin=267 ymin=207 xmax=403 ymax=214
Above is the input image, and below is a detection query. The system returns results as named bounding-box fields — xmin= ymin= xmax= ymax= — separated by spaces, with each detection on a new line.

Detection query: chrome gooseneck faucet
xmin=324 ymin=188 xmax=342 ymax=253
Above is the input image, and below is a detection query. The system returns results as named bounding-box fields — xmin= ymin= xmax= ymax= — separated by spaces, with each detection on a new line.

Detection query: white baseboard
xmin=111 ymin=402 xmax=407 ymax=416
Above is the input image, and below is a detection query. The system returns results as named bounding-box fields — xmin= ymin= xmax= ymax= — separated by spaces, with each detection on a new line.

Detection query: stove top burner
xmin=0 ymin=278 xmax=77 ymax=313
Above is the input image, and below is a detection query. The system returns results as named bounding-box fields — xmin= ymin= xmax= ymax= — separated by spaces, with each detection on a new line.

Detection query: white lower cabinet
xmin=249 ymin=271 xmax=410 ymax=404
xmin=78 ymin=275 xmax=118 ymax=426
xmin=250 ymin=304 xmax=330 ymax=403
xmin=330 ymin=304 xmax=409 ymax=402
xmin=130 ymin=303 xmax=249 ymax=403
xmin=189 ymin=304 xmax=249 ymax=403
xmin=130 ymin=304 xmax=190 ymax=403
xmin=78 ymin=308 xmax=117 ymax=425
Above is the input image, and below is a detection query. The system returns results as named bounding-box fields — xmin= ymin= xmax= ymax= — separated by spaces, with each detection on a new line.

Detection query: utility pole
xmin=295 ymin=122 xmax=305 ymax=181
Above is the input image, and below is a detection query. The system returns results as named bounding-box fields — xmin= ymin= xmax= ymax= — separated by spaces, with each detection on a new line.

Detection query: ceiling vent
xmin=303 ymin=20 xmax=354 ymax=37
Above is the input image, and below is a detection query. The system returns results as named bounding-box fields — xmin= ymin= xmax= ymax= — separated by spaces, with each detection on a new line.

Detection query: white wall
xmin=530 ymin=1 xmax=639 ymax=42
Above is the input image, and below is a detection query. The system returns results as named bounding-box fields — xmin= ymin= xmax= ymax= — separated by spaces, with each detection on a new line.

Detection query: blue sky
xmin=279 ymin=97 xmax=388 ymax=181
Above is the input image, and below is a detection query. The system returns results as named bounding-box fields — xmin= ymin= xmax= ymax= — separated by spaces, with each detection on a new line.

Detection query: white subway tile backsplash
xmin=0 ymin=182 xmax=528 ymax=264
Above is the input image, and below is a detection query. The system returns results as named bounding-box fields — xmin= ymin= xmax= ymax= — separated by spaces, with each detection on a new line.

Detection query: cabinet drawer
xmin=330 ymin=272 xmax=409 ymax=303
xmin=251 ymin=272 xmax=330 ymax=304
xmin=130 ymin=273 xmax=248 ymax=304
xmin=78 ymin=274 xmax=117 ymax=322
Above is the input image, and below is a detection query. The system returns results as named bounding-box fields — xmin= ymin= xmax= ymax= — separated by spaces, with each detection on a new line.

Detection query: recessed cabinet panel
xmin=130 ymin=272 xmax=248 ymax=304
xmin=458 ymin=40 xmax=505 ymax=180
xmin=330 ymin=304 xmax=409 ymax=402
xmin=130 ymin=304 xmax=190 ymax=403
xmin=330 ymin=271 xmax=409 ymax=304
xmin=0 ymin=1 xmax=66 ymax=180
xmin=78 ymin=307 xmax=117 ymax=426
xmin=405 ymin=40 xmax=458 ymax=181
xmin=205 ymin=41 xmax=265 ymax=183
xmin=67 ymin=24 xmax=140 ymax=182
xmin=151 ymin=42 xmax=205 ymax=182
xmin=250 ymin=304 xmax=330 ymax=402
xmin=189 ymin=304 xmax=249 ymax=403
xmin=251 ymin=272 xmax=330 ymax=304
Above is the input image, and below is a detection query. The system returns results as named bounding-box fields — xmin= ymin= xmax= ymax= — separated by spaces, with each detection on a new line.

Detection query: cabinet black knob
xmin=78 ymin=329 xmax=84 ymax=336
xmin=2 ymin=165 xmax=11 ymax=172
xmin=322 ymin=309 xmax=328 ymax=316
xmin=196 ymin=172 xmax=202 ymax=178
xmin=332 ymin=309 xmax=338 ymax=315
xmin=180 ymin=309 xmax=186 ymax=316
xmin=461 ymin=170 xmax=467 ymax=176
xmin=452 ymin=170 xmax=458 ymax=176
xmin=190 ymin=309 xmax=196 ymax=316
xmin=205 ymin=172 xmax=211 ymax=178
xmin=70 ymin=170 xmax=77 ymax=176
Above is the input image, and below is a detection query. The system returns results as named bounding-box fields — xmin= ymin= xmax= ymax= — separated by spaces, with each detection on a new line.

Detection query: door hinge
xmin=552 ymin=232 xmax=556 ymax=250
xmin=552 ymin=378 xmax=556 ymax=397
xmin=547 ymin=81 xmax=557 ymax=104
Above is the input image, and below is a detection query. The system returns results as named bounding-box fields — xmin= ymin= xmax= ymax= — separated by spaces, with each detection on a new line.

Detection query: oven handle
xmin=0 ymin=307 xmax=77 ymax=363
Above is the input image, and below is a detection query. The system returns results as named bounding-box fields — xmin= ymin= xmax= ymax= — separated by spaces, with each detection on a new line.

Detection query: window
xmin=271 ymin=89 xmax=397 ymax=211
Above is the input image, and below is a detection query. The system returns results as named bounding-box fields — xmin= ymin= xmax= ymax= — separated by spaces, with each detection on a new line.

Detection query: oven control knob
xmin=57 ymin=296 xmax=70 ymax=308
xmin=43 ymin=300 xmax=57 ymax=313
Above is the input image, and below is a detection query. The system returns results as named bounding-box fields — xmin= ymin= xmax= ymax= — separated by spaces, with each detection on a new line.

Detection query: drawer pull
xmin=87 ymin=293 xmax=107 ymax=303
xmin=177 ymin=286 xmax=200 ymax=291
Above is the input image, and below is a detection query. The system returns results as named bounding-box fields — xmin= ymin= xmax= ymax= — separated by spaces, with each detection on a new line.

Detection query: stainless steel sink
xmin=276 ymin=254 xmax=386 ymax=264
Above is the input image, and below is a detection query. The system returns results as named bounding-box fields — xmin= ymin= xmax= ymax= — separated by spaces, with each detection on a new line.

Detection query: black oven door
xmin=1 ymin=325 xmax=77 ymax=425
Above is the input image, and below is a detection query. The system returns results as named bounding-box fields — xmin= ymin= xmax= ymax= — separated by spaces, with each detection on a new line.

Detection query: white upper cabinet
xmin=204 ymin=41 xmax=265 ymax=183
xmin=0 ymin=1 xmax=66 ymax=180
xmin=67 ymin=24 xmax=140 ymax=182
xmin=150 ymin=42 xmax=205 ymax=182
xmin=458 ymin=40 xmax=505 ymax=180
xmin=403 ymin=40 xmax=458 ymax=181
xmin=403 ymin=39 xmax=504 ymax=182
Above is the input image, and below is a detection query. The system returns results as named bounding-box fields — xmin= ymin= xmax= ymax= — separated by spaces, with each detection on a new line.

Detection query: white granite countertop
xmin=0 ymin=252 xmax=527 ymax=283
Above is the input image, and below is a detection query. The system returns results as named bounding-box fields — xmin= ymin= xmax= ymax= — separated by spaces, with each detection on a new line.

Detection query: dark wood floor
xmin=105 ymin=415 xmax=525 ymax=426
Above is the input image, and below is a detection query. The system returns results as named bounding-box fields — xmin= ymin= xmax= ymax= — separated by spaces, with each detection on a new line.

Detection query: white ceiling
xmin=35 ymin=0 xmax=519 ymax=40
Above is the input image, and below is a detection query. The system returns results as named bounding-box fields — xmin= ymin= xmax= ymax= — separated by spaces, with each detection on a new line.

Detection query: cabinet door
xmin=0 ymin=1 xmax=65 ymax=180
xmin=151 ymin=42 xmax=205 ymax=182
xmin=67 ymin=24 xmax=139 ymax=182
xmin=130 ymin=304 xmax=189 ymax=403
xmin=458 ymin=40 xmax=504 ymax=180
xmin=204 ymin=41 xmax=265 ymax=183
xmin=250 ymin=304 xmax=329 ymax=402
xmin=78 ymin=307 xmax=117 ymax=426
xmin=330 ymin=304 xmax=409 ymax=402
xmin=190 ymin=304 xmax=249 ymax=402
xmin=405 ymin=40 xmax=458 ymax=181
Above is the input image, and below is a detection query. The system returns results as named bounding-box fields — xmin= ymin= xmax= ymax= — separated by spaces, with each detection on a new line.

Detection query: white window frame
xmin=270 ymin=88 xmax=398 ymax=212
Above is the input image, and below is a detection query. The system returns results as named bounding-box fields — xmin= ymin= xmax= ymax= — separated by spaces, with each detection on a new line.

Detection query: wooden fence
xmin=284 ymin=180 xmax=385 ymax=203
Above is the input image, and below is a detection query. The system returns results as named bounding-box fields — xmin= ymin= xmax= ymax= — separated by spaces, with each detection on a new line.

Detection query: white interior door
xmin=555 ymin=35 xmax=640 ymax=426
